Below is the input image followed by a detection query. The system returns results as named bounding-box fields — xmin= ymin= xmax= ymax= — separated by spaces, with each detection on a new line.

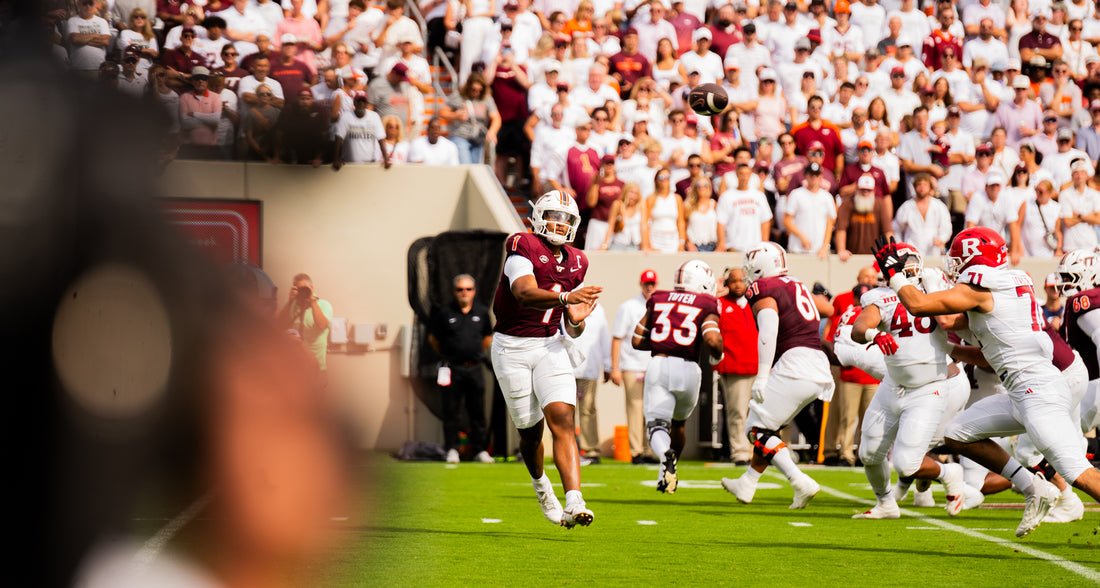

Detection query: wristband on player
xmin=888 ymin=273 xmax=911 ymax=292
xmin=568 ymin=317 xmax=583 ymax=328
xmin=559 ymin=291 xmax=570 ymax=306
xmin=864 ymin=328 xmax=879 ymax=344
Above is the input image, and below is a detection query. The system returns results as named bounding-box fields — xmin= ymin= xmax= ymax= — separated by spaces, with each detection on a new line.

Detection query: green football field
xmin=327 ymin=456 xmax=1100 ymax=587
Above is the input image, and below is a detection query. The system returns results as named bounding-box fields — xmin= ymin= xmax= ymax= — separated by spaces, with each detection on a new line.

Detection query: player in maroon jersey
xmin=721 ymin=242 xmax=835 ymax=509
xmin=630 ymin=260 xmax=723 ymax=494
xmin=490 ymin=190 xmax=603 ymax=528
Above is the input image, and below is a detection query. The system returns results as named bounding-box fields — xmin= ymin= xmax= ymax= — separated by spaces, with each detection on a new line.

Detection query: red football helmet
xmin=943 ymin=227 xmax=1007 ymax=280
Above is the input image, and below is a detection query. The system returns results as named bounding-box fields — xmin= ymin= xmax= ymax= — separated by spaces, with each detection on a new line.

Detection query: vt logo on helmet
xmin=742 ymin=241 xmax=788 ymax=286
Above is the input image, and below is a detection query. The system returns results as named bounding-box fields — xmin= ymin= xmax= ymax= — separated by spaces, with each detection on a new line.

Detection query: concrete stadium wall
xmin=158 ymin=160 xmax=1064 ymax=457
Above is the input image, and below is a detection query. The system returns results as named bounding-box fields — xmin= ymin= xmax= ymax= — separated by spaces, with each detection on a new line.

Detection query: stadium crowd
xmin=51 ymin=0 xmax=1100 ymax=255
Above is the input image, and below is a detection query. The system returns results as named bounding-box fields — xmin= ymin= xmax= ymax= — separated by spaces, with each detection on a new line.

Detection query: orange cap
xmin=835 ymin=0 xmax=851 ymax=13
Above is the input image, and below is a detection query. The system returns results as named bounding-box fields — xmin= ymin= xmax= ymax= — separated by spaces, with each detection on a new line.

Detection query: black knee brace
xmin=647 ymin=418 xmax=671 ymax=438
xmin=749 ymin=427 xmax=784 ymax=460
xmin=1028 ymin=459 xmax=1057 ymax=482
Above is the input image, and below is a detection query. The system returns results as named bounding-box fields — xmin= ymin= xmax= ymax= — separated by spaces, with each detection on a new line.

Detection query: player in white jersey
xmin=874 ymin=229 xmax=1100 ymax=538
xmin=851 ymin=244 xmax=970 ymax=519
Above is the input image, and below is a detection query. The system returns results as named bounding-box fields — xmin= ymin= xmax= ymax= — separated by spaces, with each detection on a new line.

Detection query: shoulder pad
xmin=860 ymin=286 xmax=894 ymax=308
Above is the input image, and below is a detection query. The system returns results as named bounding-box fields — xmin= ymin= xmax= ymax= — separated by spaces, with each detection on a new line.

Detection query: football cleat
xmin=853 ymin=499 xmax=901 ymax=519
xmin=561 ymin=502 xmax=594 ymax=528
xmin=721 ymin=476 xmax=756 ymax=504
xmin=1043 ymin=488 xmax=1085 ymax=523
xmin=657 ymin=449 xmax=678 ymax=494
xmin=445 ymin=448 xmax=460 ymax=464
xmin=913 ymin=486 xmax=935 ymax=507
xmin=962 ymin=484 xmax=985 ymax=510
xmin=1016 ymin=475 xmax=1061 ymax=538
xmin=790 ymin=475 xmax=820 ymax=510
xmin=535 ymin=484 xmax=564 ymax=525
xmin=474 ymin=451 xmax=494 ymax=464
xmin=941 ymin=463 xmax=966 ymax=517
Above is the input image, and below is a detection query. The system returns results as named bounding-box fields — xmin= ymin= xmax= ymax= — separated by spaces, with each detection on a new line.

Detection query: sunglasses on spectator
xmin=891 ymin=73 xmax=905 ymax=78
xmin=1071 ymin=26 xmax=1083 ymax=31
xmin=809 ymin=150 xmax=824 ymax=156
xmin=689 ymin=163 xmax=703 ymax=168
xmin=779 ymin=139 xmax=794 ymax=145
xmin=224 ymin=51 xmax=238 ymax=56
xmin=1044 ymin=117 xmax=1058 ymax=123
xmin=258 ymin=92 xmax=273 ymax=97
xmin=858 ymin=146 xmax=872 ymax=152
xmin=694 ymin=183 xmax=710 ymax=189
xmin=123 ymin=57 xmax=138 ymax=64
xmin=455 ymin=287 xmax=474 ymax=292
xmin=657 ymin=174 xmax=670 ymax=179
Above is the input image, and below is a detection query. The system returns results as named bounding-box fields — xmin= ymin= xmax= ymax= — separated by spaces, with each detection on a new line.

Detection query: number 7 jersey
xmin=954 ymin=265 xmax=1054 ymax=389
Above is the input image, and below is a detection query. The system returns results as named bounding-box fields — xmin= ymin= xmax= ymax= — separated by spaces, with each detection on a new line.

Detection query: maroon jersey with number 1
xmin=745 ymin=275 xmax=822 ymax=365
xmin=643 ymin=290 xmax=719 ymax=360
xmin=493 ymin=232 xmax=589 ymax=338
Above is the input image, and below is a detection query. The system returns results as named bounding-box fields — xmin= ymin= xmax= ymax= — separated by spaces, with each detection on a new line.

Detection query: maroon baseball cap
xmin=390 ymin=62 xmax=409 ymax=79
xmin=600 ymin=154 xmax=616 ymax=165
xmin=808 ymin=140 xmax=825 ymax=151
xmin=640 ymin=269 xmax=658 ymax=284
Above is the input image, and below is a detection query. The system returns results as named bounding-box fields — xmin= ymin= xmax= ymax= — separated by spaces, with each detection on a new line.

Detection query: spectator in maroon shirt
xmin=485 ymin=45 xmax=532 ymax=188
xmin=609 ymin=28 xmax=652 ymax=99
xmin=1019 ymin=8 xmax=1063 ymax=73
xmin=162 ymin=27 xmax=208 ymax=91
xmin=240 ymin=34 xmax=276 ymax=72
xmin=270 ymin=34 xmax=315 ymax=106
xmin=216 ymin=44 xmax=249 ymax=92
xmin=707 ymin=4 xmax=742 ymax=58
xmin=922 ymin=0 xmax=963 ymax=72
xmin=773 ymin=132 xmax=808 ymax=196
xmin=667 ymin=0 xmax=701 ymax=57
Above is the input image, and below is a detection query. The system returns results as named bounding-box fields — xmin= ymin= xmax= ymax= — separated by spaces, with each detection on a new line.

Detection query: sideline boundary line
xmin=768 ymin=472 xmax=1100 ymax=583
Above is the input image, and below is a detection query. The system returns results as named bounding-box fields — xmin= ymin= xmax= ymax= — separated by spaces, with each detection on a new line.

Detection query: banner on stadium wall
xmin=159 ymin=199 xmax=262 ymax=266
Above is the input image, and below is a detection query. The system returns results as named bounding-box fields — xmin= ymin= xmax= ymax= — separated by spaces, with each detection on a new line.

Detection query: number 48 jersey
xmin=955 ymin=265 xmax=1053 ymax=389
xmin=643 ymin=290 xmax=719 ymax=361
xmin=862 ymin=280 xmax=952 ymax=390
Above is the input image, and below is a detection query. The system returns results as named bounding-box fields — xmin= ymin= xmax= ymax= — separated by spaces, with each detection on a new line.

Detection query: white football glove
xmin=751 ymin=375 xmax=768 ymax=404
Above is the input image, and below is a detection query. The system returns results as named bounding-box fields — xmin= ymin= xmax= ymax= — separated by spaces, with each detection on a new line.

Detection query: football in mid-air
xmin=688 ymin=83 xmax=729 ymax=116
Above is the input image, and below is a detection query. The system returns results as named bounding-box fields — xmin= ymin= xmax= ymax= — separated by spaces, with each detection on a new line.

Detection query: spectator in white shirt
xmin=784 ymin=162 xmax=836 ymax=258
xmin=1021 ymin=179 xmax=1064 ymax=257
xmin=716 ymin=163 xmax=773 ymax=252
xmin=1059 ymin=158 xmax=1100 ymax=250
xmin=965 ymin=172 xmax=1025 ymax=263
xmin=408 ymin=117 xmax=462 ymax=165
xmin=893 ymin=172 xmax=952 ymax=255
xmin=679 ymin=28 xmax=724 ymax=84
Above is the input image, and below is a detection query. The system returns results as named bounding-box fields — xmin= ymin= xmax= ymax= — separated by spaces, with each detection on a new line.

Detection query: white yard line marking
xmin=788 ymin=522 xmax=813 ymax=527
xmin=768 ymin=473 xmax=1100 ymax=583
xmin=481 ymin=518 xmax=502 ymax=523
xmin=637 ymin=520 xmax=658 ymax=525
xmin=907 ymin=526 xmax=1013 ymax=532
xmin=133 ymin=492 xmax=212 ymax=572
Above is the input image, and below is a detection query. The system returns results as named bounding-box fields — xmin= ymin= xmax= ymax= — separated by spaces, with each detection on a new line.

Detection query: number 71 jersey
xmin=955 ymin=265 xmax=1053 ymax=387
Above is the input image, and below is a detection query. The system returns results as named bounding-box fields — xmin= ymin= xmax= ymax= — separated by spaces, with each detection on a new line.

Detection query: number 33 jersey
xmin=862 ymin=271 xmax=953 ymax=390
xmin=954 ymin=265 xmax=1054 ymax=389
xmin=746 ymin=275 xmax=823 ymax=364
xmin=643 ymin=290 xmax=719 ymax=360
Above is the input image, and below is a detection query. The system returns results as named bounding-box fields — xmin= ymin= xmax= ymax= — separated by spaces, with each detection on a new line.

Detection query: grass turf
xmin=327 ymin=456 xmax=1100 ymax=587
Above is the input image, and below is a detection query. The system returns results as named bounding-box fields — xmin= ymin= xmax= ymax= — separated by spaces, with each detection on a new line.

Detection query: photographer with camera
xmin=278 ymin=273 xmax=334 ymax=377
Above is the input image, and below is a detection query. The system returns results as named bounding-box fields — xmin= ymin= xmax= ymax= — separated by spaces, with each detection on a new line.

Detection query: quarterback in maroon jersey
xmin=631 ymin=260 xmax=723 ymax=494
xmin=490 ymin=190 xmax=603 ymax=528
xmin=721 ymin=242 xmax=834 ymax=509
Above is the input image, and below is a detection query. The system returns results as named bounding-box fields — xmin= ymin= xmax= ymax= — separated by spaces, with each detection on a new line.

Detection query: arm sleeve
xmin=755 ymin=306 xmax=779 ymax=377
xmin=503 ymin=254 xmax=535 ymax=283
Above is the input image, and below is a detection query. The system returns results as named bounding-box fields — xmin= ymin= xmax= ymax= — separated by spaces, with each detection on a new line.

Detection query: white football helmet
xmin=674 ymin=259 xmax=716 ymax=295
xmin=531 ymin=190 xmax=580 ymax=246
xmin=742 ymin=241 xmax=788 ymax=285
xmin=1056 ymin=249 xmax=1099 ymax=296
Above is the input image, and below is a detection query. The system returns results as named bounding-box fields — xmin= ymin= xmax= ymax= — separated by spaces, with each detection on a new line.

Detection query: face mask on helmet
xmin=899 ymin=247 xmax=923 ymax=287
xmin=531 ymin=191 xmax=580 ymax=245
xmin=1056 ymin=250 xmax=1098 ymax=296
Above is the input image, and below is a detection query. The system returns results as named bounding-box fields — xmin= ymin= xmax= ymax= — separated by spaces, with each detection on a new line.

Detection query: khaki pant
xmin=838 ymin=380 xmax=878 ymax=463
xmin=623 ymin=370 xmax=652 ymax=457
xmin=576 ymin=378 xmax=600 ymax=456
xmin=720 ymin=373 xmax=754 ymax=462
xmin=947 ymin=189 xmax=967 ymax=215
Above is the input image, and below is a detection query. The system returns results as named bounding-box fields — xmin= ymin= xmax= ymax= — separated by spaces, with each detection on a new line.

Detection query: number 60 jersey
xmin=861 ymin=269 xmax=954 ymax=389
xmin=745 ymin=274 xmax=823 ymax=362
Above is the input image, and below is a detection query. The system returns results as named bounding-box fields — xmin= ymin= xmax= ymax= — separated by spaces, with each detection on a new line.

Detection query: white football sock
xmin=565 ymin=489 xmax=584 ymax=508
xmin=865 ymin=460 xmax=892 ymax=499
xmin=1001 ymin=458 xmax=1035 ymax=495
xmin=650 ymin=428 xmax=671 ymax=464
xmin=932 ymin=461 xmax=946 ymax=480
xmin=764 ymin=437 xmax=802 ymax=481
xmin=742 ymin=466 xmax=762 ymax=486
xmin=960 ymin=456 xmax=987 ymax=489
xmin=533 ymin=473 xmax=552 ymax=491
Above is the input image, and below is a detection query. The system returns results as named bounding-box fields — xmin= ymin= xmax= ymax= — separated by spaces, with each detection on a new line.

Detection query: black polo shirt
xmin=428 ymin=301 xmax=492 ymax=363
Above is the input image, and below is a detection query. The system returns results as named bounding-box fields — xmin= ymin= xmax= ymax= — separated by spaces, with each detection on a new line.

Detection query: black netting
xmin=406 ymin=230 xmax=509 ymax=420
